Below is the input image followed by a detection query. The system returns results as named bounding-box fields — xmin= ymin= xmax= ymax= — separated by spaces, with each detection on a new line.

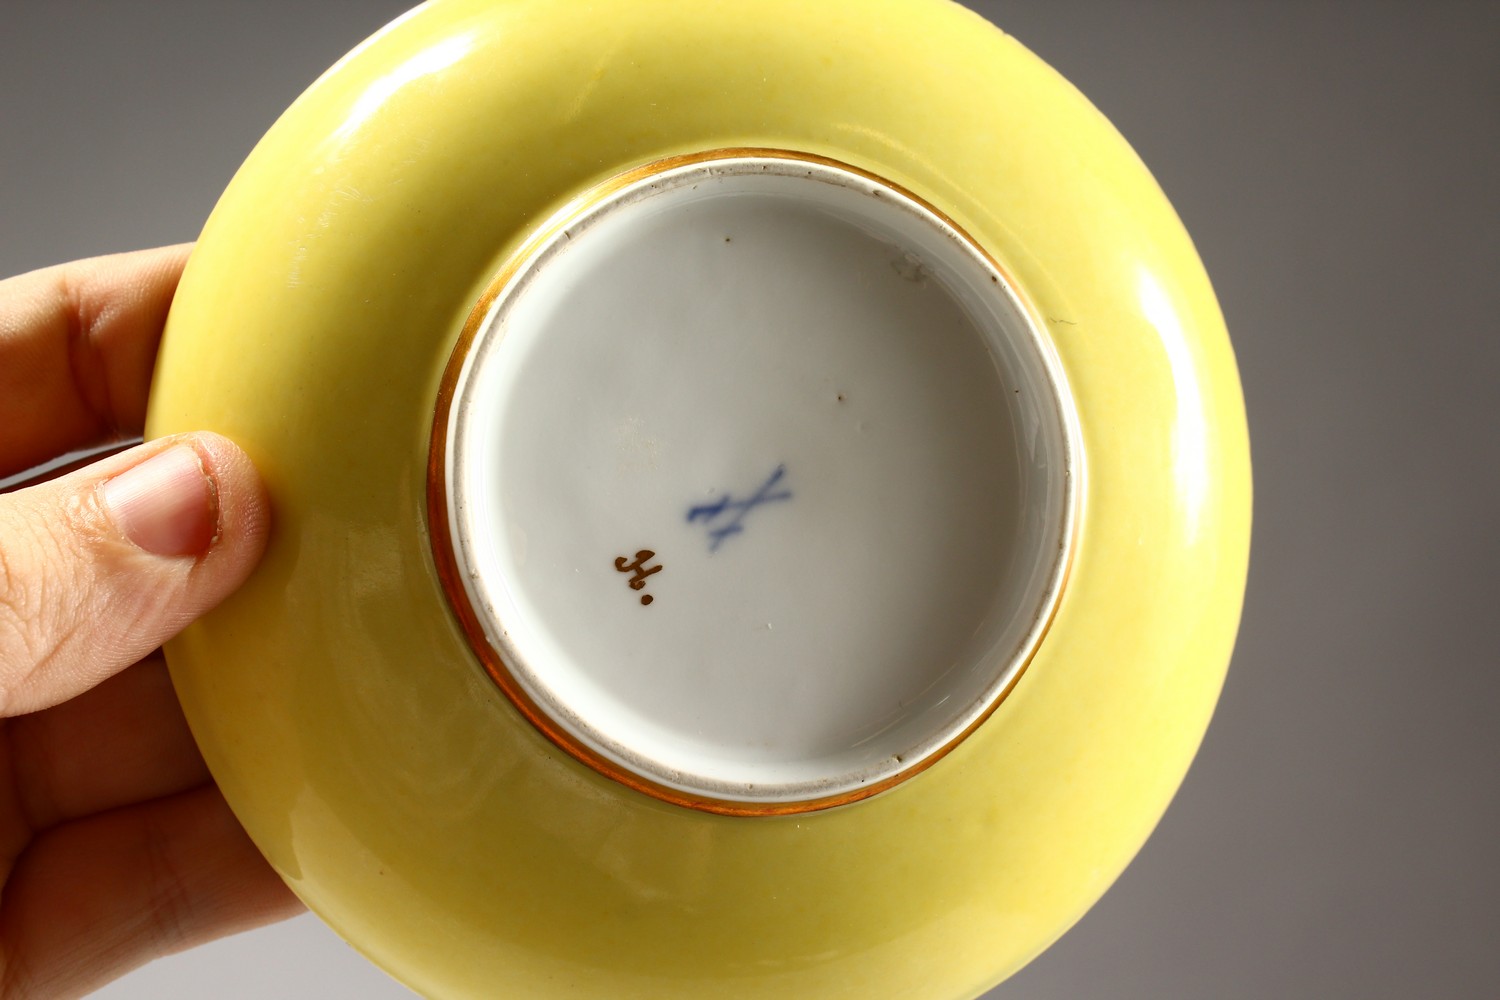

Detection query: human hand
xmin=0 ymin=247 xmax=303 ymax=997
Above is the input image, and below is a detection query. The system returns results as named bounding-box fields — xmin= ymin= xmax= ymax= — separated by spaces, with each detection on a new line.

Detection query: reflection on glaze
xmin=686 ymin=465 xmax=792 ymax=552
xmin=1137 ymin=268 xmax=1210 ymax=541
xmin=333 ymin=34 xmax=472 ymax=143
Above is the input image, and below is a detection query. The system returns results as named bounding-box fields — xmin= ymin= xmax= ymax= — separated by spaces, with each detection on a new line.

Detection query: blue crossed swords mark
xmin=686 ymin=465 xmax=792 ymax=552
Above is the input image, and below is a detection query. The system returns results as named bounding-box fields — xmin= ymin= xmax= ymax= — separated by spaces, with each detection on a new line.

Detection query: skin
xmin=0 ymin=247 xmax=303 ymax=998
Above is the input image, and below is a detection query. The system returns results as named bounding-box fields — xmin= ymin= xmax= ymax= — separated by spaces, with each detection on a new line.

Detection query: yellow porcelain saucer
xmin=147 ymin=1 xmax=1251 ymax=996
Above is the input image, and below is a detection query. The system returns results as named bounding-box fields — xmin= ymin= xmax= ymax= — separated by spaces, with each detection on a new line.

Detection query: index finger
xmin=0 ymin=245 xmax=192 ymax=479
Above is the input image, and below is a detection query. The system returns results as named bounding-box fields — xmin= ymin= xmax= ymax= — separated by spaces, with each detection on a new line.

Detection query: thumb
xmin=0 ymin=433 xmax=268 ymax=716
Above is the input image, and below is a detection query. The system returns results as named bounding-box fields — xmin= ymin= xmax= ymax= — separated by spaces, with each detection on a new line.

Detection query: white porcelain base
xmin=440 ymin=152 xmax=1078 ymax=811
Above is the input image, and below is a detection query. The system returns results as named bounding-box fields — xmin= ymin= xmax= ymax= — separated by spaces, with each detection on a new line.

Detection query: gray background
xmin=3 ymin=1 xmax=1497 ymax=997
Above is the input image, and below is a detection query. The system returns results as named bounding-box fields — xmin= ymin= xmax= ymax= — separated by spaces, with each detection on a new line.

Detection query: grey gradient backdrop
xmin=3 ymin=2 xmax=1497 ymax=997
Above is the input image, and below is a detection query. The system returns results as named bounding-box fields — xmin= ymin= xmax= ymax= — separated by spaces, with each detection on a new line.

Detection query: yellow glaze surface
xmin=147 ymin=1 xmax=1251 ymax=996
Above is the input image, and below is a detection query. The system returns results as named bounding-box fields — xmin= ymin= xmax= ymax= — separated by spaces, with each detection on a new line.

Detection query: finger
xmin=0 ymin=784 xmax=303 ymax=998
xmin=0 ymin=245 xmax=191 ymax=478
xmin=6 ymin=656 xmax=209 ymax=832
xmin=0 ymin=433 xmax=268 ymax=717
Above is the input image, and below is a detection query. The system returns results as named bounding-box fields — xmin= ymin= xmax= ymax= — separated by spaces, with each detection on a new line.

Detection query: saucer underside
xmin=441 ymin=155 xmax=1078 ymax=809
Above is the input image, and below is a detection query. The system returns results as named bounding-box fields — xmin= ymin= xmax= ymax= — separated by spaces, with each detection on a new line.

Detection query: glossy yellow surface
xmin=147 ymin=1 xmax=1251 ymax=997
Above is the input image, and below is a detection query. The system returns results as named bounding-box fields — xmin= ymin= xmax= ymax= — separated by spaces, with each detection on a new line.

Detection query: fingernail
xmin=100 ymin=445 xmax=219 ymax=557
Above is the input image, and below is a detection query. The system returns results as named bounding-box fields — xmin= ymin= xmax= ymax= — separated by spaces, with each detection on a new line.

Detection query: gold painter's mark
xmin=614 ymin=549 xmax=662 ymax=605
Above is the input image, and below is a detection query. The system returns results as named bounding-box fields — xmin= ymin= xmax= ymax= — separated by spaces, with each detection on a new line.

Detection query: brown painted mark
xmin=614 ymin=549 xmax=662 ymax=605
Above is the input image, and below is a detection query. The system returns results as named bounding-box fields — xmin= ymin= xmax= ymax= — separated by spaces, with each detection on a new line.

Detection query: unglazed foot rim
xmin=430 ymin=149 xmax=1082 ymax=814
